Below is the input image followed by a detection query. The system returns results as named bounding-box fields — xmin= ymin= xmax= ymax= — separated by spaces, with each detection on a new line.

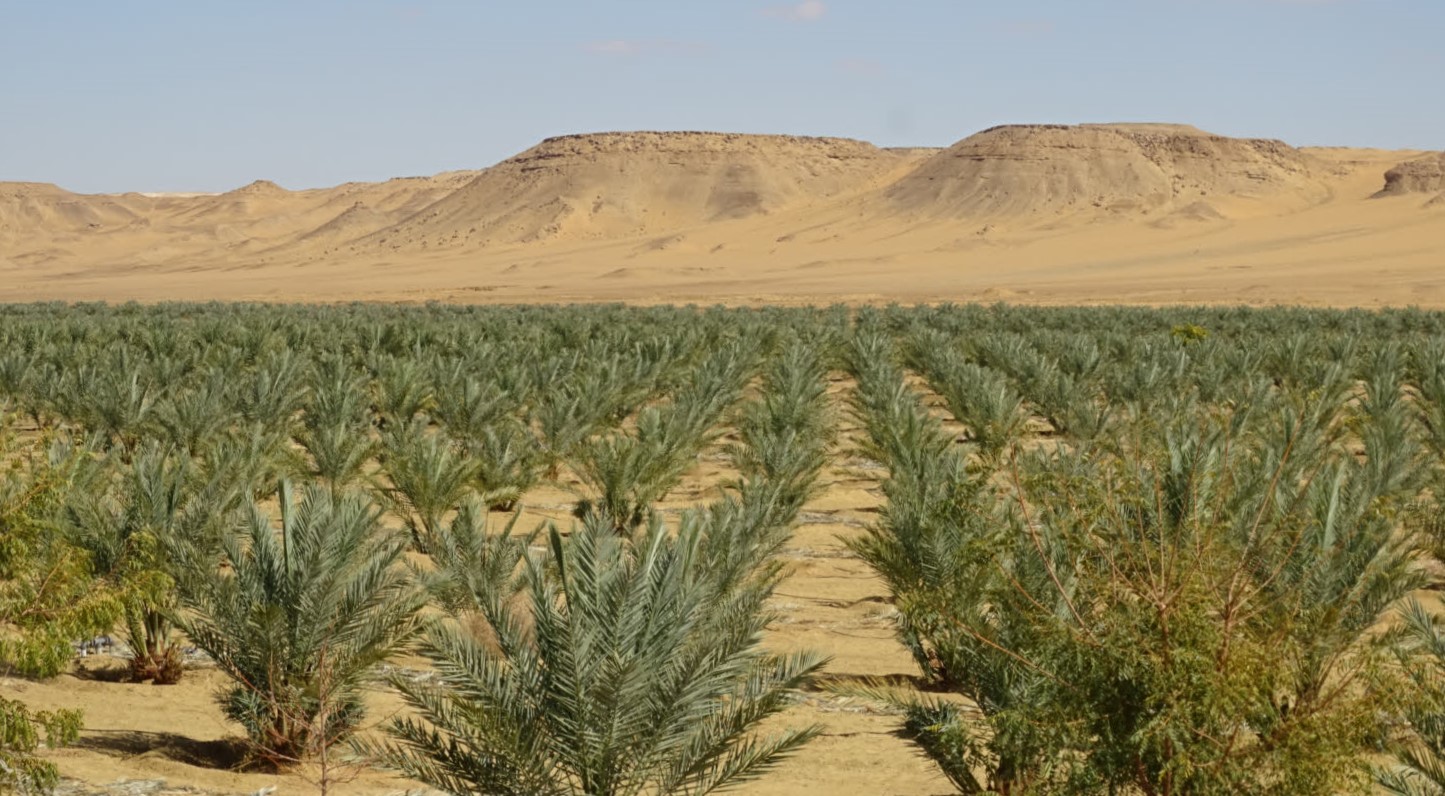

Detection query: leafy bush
xmin=853 ymin=389 xmax=1423 ymax=794
xmin=0 ymin=700 xmax=82 ymax=795
xmin=1 ymin=424 xmax=119 ymax=792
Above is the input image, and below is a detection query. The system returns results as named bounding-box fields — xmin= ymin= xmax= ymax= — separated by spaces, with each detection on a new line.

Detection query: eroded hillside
xmin=1 ymin=125 xmax=1439 ymax=307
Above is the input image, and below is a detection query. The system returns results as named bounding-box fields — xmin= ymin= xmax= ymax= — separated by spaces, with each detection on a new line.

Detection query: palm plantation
xmin=3 ymin=302 xmax=1445 ymax=793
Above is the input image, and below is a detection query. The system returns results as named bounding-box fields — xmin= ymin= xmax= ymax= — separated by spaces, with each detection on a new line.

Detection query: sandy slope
xmin=0 ymin=124 xmax=1440 ymax=307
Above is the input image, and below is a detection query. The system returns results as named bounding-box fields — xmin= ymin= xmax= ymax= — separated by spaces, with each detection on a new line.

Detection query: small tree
xmin=174 ymin=481 xmax=425 ymax=765
xmin=1 ymin=425 xmax=119 ymax=793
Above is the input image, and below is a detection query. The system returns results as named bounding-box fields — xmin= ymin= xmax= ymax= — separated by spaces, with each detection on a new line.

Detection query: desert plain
xmin=2 ymin=123 xmax=1441 ymax=308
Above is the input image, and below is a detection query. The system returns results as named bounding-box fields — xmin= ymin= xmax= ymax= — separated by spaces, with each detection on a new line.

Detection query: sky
xmin=1 ymin=0 xmax=1441 ymax=194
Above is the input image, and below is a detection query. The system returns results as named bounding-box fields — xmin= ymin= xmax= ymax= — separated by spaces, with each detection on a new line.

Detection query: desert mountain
xmin=0 ymin=125 xmax=1439 ymax=306
xmin=0 ymin=169 xmax=483 ymax=267
xmin=886 ymin=124 xmax=1333 ymax=222
xmin=0 ymin=183 xmax=144 ymax=242
xmin=355 ymin=132 xmax=913 ymax=251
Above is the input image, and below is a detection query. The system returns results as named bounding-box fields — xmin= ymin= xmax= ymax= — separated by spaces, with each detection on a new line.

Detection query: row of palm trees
xmin=8 ymin=303 xmax=1445 ymax=466
xmin=1 ymin=319 xmax=838 ymax=795
xmin=846 ymin=322 xmax=1445 ymax=795
xmin=11 ymin=301 xmax=1445 ymax=793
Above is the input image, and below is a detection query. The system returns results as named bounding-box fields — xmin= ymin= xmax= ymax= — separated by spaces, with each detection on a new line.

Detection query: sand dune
xmin=0 ymin=124 xmax=1440 ymax=306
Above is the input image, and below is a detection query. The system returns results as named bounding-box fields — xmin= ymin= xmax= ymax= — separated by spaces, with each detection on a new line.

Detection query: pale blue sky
xmin=2 ymin=0 xmax=1440 ymax=193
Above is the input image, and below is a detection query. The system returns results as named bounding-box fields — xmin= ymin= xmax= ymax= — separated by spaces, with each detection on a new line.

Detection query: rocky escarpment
xmin=885 ymin=123 xmax=1332 ymax=220
xmin=360 ymin=132 xmax=913 ymax=249
xmin=1376 ymin=152 xmax=1445 ymax=203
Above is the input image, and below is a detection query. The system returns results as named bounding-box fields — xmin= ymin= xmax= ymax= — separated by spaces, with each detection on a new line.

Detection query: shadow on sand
xmin=76 ymin=730 xmax=249 ymax=771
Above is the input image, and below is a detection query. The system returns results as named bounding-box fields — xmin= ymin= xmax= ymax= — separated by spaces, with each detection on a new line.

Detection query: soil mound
xmin=885 ymin=123 xmax=1330 ymax=221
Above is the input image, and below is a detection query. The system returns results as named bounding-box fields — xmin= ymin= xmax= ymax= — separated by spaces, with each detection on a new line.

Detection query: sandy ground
xmin=8 ymin=379 xmax=955 ymax=796
xmin=0 ymin=127 xmax=1440 ymax=309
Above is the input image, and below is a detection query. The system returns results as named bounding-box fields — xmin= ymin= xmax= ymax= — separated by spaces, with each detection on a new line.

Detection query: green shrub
xmin=1 ymin=424 xmax=119 ymax=792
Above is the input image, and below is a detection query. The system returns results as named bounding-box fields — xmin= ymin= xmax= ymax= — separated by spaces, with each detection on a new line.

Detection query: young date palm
xmin=233 ymin=349 xmax=307 ymax=434
xmin=62 ymin=445 xmax=243 ymax=684
xmin=373 ymin=356 xmax=434 ymax=426
xmin=297 ymin=422 xmax=375 ymax=489
xmin=84 ymin=359 xmax=157 ymax=452
xmin=415 ymin=497 xmax=534 ymax=616
xmin=173 ymin=482 xmax=425 ymax=765
xmin=1378 ymin=599 xmax=1445 ymax=796
xmin=573 ymin=409 xmax=689 ymax=532
xmin=362 ymin=509 xmax=826 ymax=796
xmin=202 ymin=422 xmax=297 ymax=501
xmin=931 ymin=360 xmax=1029 ymax=467
xmin=465 ymin=417 xmax=543 ymax=511
xmin=380 ymin=421 xmax=479 ymax=551
xmin=730 ymin=341 xmax=833 ymax=524
xmin=153 ymin=369 xmax=234 ymax=454
xmin=297 ymin=355 xmax=376 ymax=488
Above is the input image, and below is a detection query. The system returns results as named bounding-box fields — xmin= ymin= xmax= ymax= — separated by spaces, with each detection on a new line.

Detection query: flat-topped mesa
xmin=363 ymin=131 xmax=907 ymax=249
xmin=517 ymin=130 xmax=885 ymax=160
xmin=886 ymin=123 xmax=1331 ymax=221
xmin=1377 ymin=152 xmax=1445 ymax=199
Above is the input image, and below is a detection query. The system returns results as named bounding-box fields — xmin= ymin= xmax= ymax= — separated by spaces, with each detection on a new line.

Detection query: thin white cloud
xmin=763 ymin=1 xmax=827 ymax=22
